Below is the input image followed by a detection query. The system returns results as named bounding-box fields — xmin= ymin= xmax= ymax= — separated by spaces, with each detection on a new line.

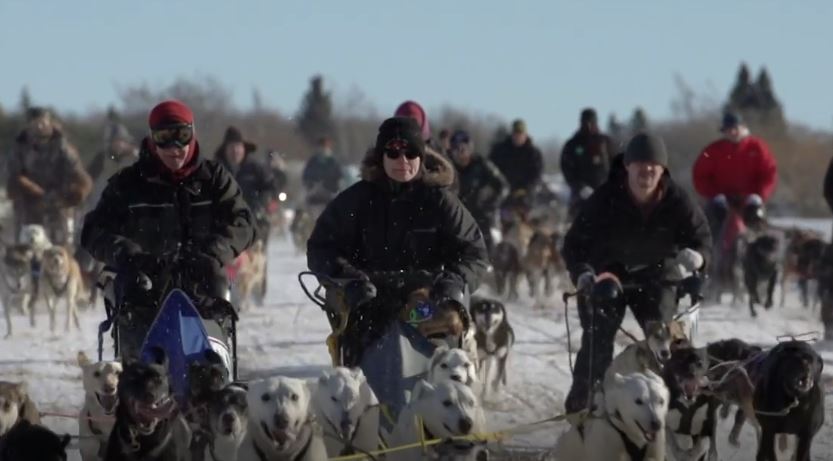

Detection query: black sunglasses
xmin=383 ymin=138 xmax=421 ymax=160
xmin=151 ymin=124 xmax=194 ymax=148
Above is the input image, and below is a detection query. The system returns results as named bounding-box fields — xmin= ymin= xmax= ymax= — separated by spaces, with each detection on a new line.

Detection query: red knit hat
xmin=148 ymin=100 xmax=194 ymax=129
xmin=394 ymin=100 xmax=431 ymax=141
xmin=147 ymin=100 xmax=199 ymax=179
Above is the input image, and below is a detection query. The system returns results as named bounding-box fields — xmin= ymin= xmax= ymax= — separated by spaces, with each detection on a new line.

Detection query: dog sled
xmin=96 ymin=257 xmax=240 ymax=405
xmin=299 ymin=270 xmax=473 ymax=423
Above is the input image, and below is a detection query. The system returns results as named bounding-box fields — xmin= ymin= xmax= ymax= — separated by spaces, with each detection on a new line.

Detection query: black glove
xmin=114 ymin=242 xmax=163 ymax=275
xmin=679 ymin=274 xmax=704 ymax=303
xmin=344 ymin=278 xmax=377 ymax=310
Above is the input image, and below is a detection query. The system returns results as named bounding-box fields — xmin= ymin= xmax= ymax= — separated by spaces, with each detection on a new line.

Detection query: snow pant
xmin=564 ymin=281 xmax=677 ymax=413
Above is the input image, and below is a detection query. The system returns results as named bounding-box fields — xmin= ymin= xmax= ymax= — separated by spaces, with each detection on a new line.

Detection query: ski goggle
xmin=406 ymin=301 xmax=435 ymax=324
xmin=383 ymin=138 xmax=421 ymax=160
xmin=151 ymin=124 xmax=194 ymax=148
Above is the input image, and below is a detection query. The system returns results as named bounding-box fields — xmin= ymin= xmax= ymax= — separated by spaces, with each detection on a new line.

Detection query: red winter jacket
xmin=692 ymin=135 xmax=778 ymax=202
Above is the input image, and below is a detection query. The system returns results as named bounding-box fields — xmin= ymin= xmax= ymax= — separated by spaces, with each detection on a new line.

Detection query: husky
xmin=387 ymin=379 xmax=486 ymax=461
xmin=78 ymin=351 xmax=122 ymax=461
xmin=604 ymin=320 xmax=680 ymax=387
xmin=0 ymin=420 xmax=71 ymax=461
xmin=0 ymin=244 xmax=34 ymax=338
xmin=238 ymin=376 xmax=327 ymax=461
xmin=0 ymin=381 xmax=41 ymax=437
xmin=556 ymin=371 xmax=669 ymax=461
xmin=311 ymin=367 xmax=380 ymax=457
xmin=470 ymin=298 xmax=514 ymax=397
xmin=203 ymin=384 xmax=248 ymax=461
xmin=661 ymin=346 xmax=717 ymax=461
xmin=230 ymin=240 xmax=267 ymax=311
xmin=105 ymin=348 xmax=191 ymax=461
xmin=41 ymin=245 xmax=85 ymax=333
xmin=17 ymin=224 xmax=51 ymax=324
xmin=428 ymin=346 xmax=478 ymax=388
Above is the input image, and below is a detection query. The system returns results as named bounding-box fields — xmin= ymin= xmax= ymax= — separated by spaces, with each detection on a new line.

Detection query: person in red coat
xmin=692 ymin=112 xmax=777 ymax=300
xmin=693 ymin=112 xmax=777 ymax=236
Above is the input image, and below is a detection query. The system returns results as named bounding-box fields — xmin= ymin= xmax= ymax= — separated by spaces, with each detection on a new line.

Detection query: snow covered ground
xmin=4 ymin=222 xmax=833 ymax=460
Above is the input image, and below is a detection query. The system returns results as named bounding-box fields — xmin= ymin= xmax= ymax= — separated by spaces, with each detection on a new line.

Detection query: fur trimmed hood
xmin=360 ymin=146 xmax=455 ymax=188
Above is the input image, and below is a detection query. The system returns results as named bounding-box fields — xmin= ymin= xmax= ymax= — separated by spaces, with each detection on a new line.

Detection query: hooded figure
xmin=81 ymin=100 xmax=255 ymax=360
xmin=307 ymin=117 xmax=488 ymax=365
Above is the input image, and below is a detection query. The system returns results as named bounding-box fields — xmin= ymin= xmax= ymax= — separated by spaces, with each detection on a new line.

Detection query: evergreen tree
xmin=19 ymin=86 xmax=32 ymax=113
xmin=630 ymin=107 xmax=649 ymax=134
xmin=296 ymin=75 xmax=335 ymax=147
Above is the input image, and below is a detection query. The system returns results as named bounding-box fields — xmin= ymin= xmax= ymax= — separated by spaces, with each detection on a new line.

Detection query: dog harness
xmin=318 ymin=404 xmax=380 ymax=456
xmin=668 ymin=394 xmax=714 ymax=449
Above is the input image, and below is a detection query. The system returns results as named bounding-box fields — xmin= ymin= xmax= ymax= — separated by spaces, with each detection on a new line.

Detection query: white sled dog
xmin=77 ymin=351 xmax=121 ymax=461
xmin=556 ymin=371 xmax=670 ymax=461
xmin=311 ymin=367 xmax=380 ymax=457
xmin=237 ymin=376 xmax=327 ymax=461
xmin=428 ymin=345 xmax=479 ymax=388
xmin=387 ymin=379 xmax=486 ymax=461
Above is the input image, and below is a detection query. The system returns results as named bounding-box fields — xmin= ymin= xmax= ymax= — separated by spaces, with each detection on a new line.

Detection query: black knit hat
xmin=580 ymin=108 xmax=597 ymax=124
xmin=624 ymin=133 xmax=668 ymax=167
xmin=374 ymin=117 xmax=425 ymax=158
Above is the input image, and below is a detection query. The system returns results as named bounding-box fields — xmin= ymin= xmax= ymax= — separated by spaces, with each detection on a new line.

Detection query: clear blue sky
xmin=1 ymin=0 xmax=831 ymax=140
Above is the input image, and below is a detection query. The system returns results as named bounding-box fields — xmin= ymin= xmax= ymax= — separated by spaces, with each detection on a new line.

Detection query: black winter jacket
xmin=562 ymin=154 xmax=712 ymax=282
xmin=307 ymin=149 xmax=488 ymax=294
xmin=455 ymin=155 xmax=509 ymax=218
xmin=218 ymin=154 xmax=276 ymax=215
xmin=81 ymin=141 xmax=255 ymax=296
xmin=488 ymin=137 xmax=544 ymax=192
xmin=560 ymin=129 xmax=615 ymax=193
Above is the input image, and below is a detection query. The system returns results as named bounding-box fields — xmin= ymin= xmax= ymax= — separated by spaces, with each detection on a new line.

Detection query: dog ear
xmin=429 ymin=345 xmax=449 ymax=370
xmin=61 ymin=433 xmax=71 ymax=449
xmin=411 ymin=380 xmax=436 ymax=402
xmin=11 ymin=382 xmax=29 ymax=402
xmin=318 ymin=369 xmax=332 ymax=386
xmin=349 ymin=367 xmax=366 ymax=383
xmin=146 ymin=346 xmax=169 ymax=368
xmin=204 ymin=348 xmax=224 ymax=365
xmin=77 ymin=351 xmax=91 ymax=367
